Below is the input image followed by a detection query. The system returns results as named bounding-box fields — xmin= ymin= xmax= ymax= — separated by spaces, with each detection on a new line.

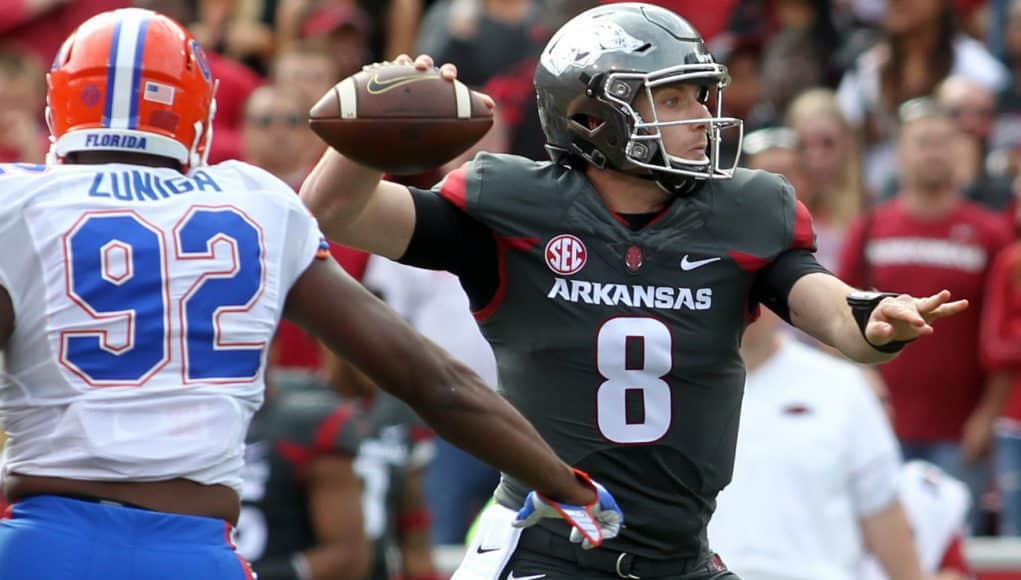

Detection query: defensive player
xmin=0 ymin=8 xmax=622 ymax=579
xmin=300 ymin=4 xmax=970 ymax=579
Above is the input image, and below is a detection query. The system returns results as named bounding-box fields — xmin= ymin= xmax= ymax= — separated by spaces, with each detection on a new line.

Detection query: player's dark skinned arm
xmin=283 ymin=257 xmax=593 ymax=507
xmin=300 ymin=454 xmax=372 ymax=580
xmin=785 ymin=272 xmax=969 ymax=364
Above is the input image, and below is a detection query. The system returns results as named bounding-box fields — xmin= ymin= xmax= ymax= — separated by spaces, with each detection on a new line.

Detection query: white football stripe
xmin=337 ymin=78 xmax=357 ymax=119
xmin=454 ymin=80 xmax=471 ymax=119
xmin=108 ymin=11 xmax=148 ymax=129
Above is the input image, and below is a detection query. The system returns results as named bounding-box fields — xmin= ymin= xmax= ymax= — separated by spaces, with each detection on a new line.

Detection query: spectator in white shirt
xmin=708 ymin=309 xmax=924 ymax=580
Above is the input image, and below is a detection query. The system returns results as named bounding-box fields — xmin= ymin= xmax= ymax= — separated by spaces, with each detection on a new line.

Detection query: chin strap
xmin=654 ymin=172 xmax=704 ymax=196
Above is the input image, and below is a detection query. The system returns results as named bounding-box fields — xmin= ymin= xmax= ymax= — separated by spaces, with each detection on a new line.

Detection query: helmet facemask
xmin=535 ymin=3 xmax=747 ymax=195
xmin=598 ymin=64 xmax=743 ymax=188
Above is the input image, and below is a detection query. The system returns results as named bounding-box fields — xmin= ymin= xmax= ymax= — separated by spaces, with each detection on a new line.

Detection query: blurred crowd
xmin=4 ymin=0 xmax=1021 ymax=576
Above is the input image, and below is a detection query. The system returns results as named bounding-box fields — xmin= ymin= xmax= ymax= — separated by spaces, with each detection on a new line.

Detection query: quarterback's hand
xmin=512 ymin=469 xmax=623 ymax=549
xmin=386 ymin=53 xmax=495 ymax=109
xmin=865 ymin=290 xmax=968 ymax=346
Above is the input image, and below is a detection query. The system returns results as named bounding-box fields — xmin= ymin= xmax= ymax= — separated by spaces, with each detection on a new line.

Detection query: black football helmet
xmin=534 ymin=3 xmax=742 ymax=194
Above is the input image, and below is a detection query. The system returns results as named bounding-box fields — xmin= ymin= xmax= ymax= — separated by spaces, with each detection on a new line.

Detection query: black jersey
xmin=405 ymin=153 xmax=818 ymax=559
xmin=352 ymin=391 xmax=433 ymax=580
xmin=236 ymin=386 xmax=364 ymax=564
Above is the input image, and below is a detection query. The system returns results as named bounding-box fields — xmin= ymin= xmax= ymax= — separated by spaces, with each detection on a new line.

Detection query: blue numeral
xmin=65 ymin=214 xmax=167 ymax=382
xmin=178 ymin=209 xmax=263 ymax=380
xmin=62 ymin=209 xmax=265 ymax=385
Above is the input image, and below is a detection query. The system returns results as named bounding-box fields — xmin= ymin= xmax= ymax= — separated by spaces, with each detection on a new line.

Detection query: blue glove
xmin=512 ymin=468 xmax=623 ymax=549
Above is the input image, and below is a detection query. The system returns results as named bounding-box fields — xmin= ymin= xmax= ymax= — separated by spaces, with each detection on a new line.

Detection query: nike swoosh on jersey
xmin=365 ymin=73 xmax=437 ymax=94
xmin=507 ymin=572 xmax=546 ymax=580
xmin=679 ymin=255 xmax=721 ymax=271
xmin=475 ymin=545 xmax=501 ymax=554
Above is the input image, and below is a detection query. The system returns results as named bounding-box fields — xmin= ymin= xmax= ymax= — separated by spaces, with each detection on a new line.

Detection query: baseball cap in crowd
xmin=897 ymin=96 xmax=952 ymax=125
xmin=741 ymin=127 xmax=799 ymax=157
xmin=300 ymin=3 xmax=372 ymax=38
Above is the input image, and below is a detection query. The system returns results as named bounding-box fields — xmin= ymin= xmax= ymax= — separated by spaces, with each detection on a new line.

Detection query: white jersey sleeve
xmin=846 ymin=369 xmax=902 ymax=517
xmin=0 ymin=160 xmax=325 ymax=495
xmin=860 ymin=460 xmax=970 ymax=579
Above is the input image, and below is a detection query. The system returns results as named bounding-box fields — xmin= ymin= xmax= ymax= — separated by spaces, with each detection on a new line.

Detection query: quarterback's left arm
xmin=787 ymin=272 xmax=969 ymax=364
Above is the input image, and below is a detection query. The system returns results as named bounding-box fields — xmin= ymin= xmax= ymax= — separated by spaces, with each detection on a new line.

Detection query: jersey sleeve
xmin=846 ymin=371 xmax=901 ymax=517
xmin=281 ymin=398 xmax=363 ymax=458
xmin=222 ymin=160 xmax=329 ymax=291
xmin=398 ymin=160 xmax=500 ymax=311
xmin=748 ymin=175 xmax=828 ymax=321
xmin=0 ymin=168 xmax=46 ymax=313
xmin=781 ymin=177 xmax=818 ymax=253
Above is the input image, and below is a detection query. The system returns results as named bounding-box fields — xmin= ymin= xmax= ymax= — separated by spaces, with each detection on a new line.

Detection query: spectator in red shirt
xmin=839 ymin=97 xmax=1014 ymax=531
xmin=0 ymin=0 xmax=128 ymax=65
xmin=980 ymin=190 xmax=1021 ymax=536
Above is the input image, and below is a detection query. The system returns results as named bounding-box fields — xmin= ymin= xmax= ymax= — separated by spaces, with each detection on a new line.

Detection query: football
xmin=308 ymin=64 xmax=494 ymax=175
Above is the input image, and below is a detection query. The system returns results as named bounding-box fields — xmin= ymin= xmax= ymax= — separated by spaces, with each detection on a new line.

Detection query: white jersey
xmin=860 ymin=460 xmax=971 ymax=579
xmin=708 ymin=339 xmax=901 ymax=580
xmin=361 ymin=256 xmax=498 ymax=387
xmin=0 ymin=161 xmax=324 ymax=494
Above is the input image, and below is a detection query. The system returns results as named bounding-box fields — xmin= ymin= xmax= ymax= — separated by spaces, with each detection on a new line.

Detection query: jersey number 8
xmin=596 ymin=317 xmax=672 ymax=444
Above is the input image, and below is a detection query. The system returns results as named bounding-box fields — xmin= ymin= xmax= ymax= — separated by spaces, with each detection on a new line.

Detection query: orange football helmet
xmin=46 ymin=8 xmax=218 ymax=170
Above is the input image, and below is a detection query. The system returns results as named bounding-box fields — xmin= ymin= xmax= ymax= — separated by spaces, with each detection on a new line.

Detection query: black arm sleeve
xmin=397 ymin=187 xmax=500 ymax=311
xmin=751 ymin=249 xmax=833 ymax=323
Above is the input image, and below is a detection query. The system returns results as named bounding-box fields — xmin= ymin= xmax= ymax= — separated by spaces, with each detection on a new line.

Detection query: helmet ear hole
xmin=570 ymin=114 xmax=606 ymax=134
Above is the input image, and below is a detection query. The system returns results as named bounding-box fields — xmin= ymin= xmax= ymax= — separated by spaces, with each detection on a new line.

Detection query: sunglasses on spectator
xmin=247 ymin=113 xmax=304 ymax=129
xmin=946 ymin=105 xmax=995 ymax=119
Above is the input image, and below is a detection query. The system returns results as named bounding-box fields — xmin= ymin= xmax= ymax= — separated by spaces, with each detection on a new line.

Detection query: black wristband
xmin=846 ymin=291 xmax=914 ymax=354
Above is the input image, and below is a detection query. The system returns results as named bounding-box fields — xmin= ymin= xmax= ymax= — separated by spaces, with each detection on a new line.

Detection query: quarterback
xmin=301 ymin=4 xmax=967 ymax=579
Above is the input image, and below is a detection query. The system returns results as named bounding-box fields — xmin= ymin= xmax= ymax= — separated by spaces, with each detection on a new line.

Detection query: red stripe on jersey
xmin=2 ymin=503 xmax=12 ymax=520
xmin=313 ymin=404 xmax=354 ymax=454
xmin=501 ymin=236 xmax=540 ymax=252
xmin=437 ymin=166 xmax=468 ymax=210
xmin=791 ymin=200 xmax=815 ymax=250
xmin=728 ymin=250 xmax=771 ymax=272
xmin=938 ymin=533 xmax=970 ymax=573
xmin=276 ymin=440 xmax=313 ymax=473
xmin=473 ymin=235 xmax=540 ymax=322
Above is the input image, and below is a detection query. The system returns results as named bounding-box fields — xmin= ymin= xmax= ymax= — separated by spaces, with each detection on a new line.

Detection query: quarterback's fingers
xmin=874 ymin=297 xmax=926 ymax=327
xmin=473 ymin=89 xmax=495 ymax=110
xmin=438 ymin=62 xmax=458 ymax=81
xmin=413 ymin=54 xmax=435 ymax=70
xmin=393 ymin=54 xmax=413 ymax=65
xmin=915 ymin=289 xmax=952 ymax=314
xmin=924 ymin=298 xmax=969 ymax=321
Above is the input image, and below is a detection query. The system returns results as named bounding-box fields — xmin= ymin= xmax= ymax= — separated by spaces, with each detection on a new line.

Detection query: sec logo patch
xmin=545 ymin=234 xmax=587 ymax=275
